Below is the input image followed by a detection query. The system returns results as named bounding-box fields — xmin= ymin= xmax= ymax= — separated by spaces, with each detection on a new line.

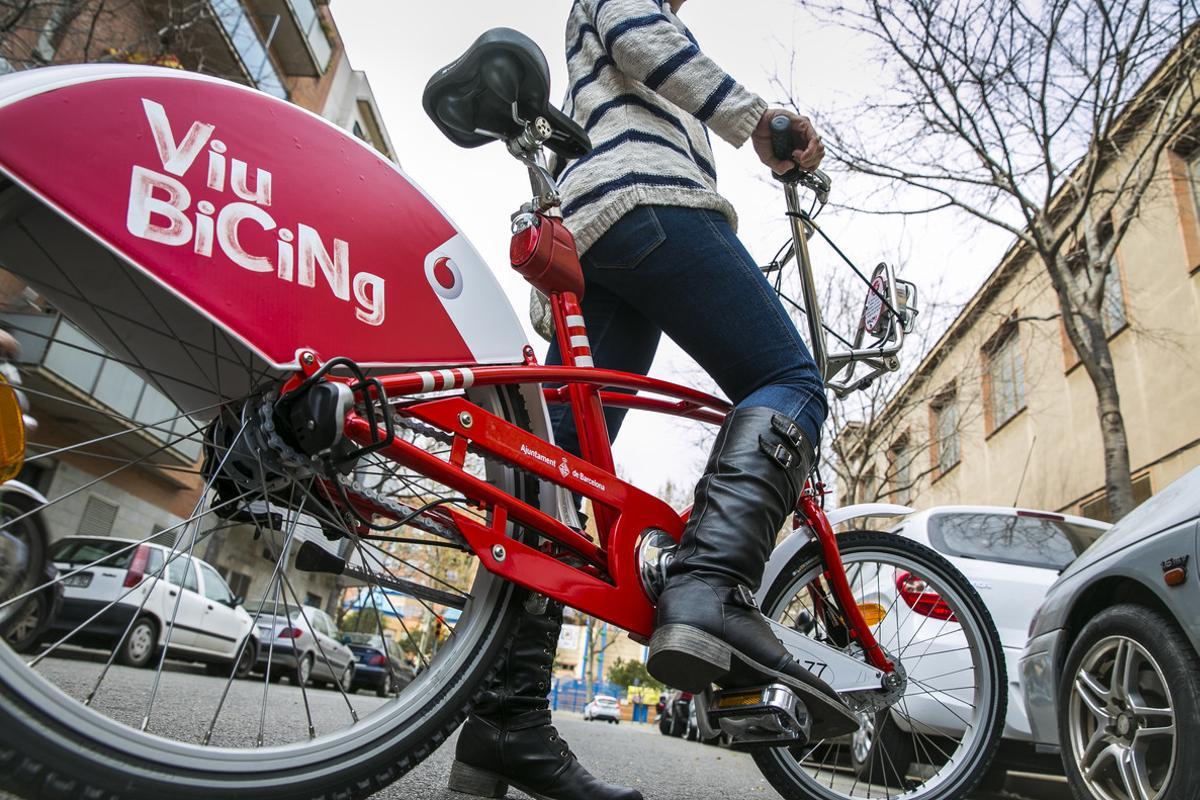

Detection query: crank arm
xmin=765 ymin=617 xmax=888 ymax=694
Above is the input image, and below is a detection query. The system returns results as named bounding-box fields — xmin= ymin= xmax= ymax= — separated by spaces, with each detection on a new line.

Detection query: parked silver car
xmin=1020 ymin=466 xmax=1200 ymax=800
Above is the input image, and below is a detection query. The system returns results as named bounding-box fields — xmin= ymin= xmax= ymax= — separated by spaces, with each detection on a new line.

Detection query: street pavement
xmin=4 ymin=654 xmax=1068 ymax=800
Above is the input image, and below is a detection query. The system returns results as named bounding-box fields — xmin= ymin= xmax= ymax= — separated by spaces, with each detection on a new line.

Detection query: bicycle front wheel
xmin=754 ymin=530 xmax=1006 ymax=800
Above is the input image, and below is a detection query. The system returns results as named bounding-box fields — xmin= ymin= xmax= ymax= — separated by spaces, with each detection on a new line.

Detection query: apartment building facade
xmin=0 ymin=0 xmax=395 ymax=612
xmin=840 ymin=73 xmax=1200 ymax=522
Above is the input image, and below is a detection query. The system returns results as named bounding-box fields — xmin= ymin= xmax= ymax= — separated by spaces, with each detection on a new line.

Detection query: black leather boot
xmin=647 ymin=406 xmax=859 ymax=740
xmin=449 ymin=596 xmax=642 ymax=800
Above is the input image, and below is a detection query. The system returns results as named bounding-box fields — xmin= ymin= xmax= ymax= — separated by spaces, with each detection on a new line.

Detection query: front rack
xmin=769 ymin=176 xmax=920 ymax=398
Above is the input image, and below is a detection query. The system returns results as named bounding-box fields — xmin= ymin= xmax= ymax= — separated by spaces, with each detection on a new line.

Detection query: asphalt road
xmin=4 ymin=654 xmax=1068 ymax=800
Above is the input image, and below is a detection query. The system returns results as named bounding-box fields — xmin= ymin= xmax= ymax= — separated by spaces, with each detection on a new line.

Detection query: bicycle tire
xmin=753 ymin=530 xmax=1006 ymax=800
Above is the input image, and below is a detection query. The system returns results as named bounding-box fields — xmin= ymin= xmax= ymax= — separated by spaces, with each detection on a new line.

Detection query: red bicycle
xmin=0 ymin=31 xmax=1004 ymax=800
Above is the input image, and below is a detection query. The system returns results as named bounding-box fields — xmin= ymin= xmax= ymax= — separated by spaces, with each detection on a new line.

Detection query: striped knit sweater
xmin=551 ymin=0 xmax=768 ymax=254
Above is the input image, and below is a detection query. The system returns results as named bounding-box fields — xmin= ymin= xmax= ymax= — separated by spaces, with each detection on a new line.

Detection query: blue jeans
xmin=546 ymin=205 xmax=827 ymax=455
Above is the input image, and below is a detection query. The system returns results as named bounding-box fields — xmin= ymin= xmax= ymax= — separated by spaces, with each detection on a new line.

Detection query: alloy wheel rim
xmin=1068 ymin=635 xmax=1176 ymax=800
xmin=851 ymin=711 xmax=875 ymax=764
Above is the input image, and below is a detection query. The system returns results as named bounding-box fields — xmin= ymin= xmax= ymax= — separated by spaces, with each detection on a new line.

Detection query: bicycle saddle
xmin=423 ymin=28 xmax=591 ymax=160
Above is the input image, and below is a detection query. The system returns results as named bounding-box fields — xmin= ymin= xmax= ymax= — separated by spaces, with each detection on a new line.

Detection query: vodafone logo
xmin=426 ymin=255 xmax=463 ymax=299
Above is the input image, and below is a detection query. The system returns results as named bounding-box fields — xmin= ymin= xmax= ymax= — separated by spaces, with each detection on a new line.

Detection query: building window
xmin=889 ymin=437 xmax=912 ymax=505
xmin=984 ymin=326 xmax=1025 ymax=432
xmin=1099 ymin=259 xmax=1127 ymax=336
xmin=289 ymin=0 xmax=333 ymax=72
xmin=78 ymin=495 xmax=119 ymax=536
xmin=931 ymin=390 xmax=960 ymax=475
xmin=1080 ymin=473 xmax=1154 ymax=523
xmin=220 ymin=569 xmax=252 ymax=601
xmin=151 ymin=523 xmax=178 ymax=548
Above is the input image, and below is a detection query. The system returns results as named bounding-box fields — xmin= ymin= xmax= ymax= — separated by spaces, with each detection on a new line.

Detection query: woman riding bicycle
xmin=448 ymin=2 xmax=858 ymax=798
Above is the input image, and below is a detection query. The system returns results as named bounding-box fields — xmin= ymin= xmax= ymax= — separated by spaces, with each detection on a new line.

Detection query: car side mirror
xmin=230 ymin=595 xmax=244 ymax=607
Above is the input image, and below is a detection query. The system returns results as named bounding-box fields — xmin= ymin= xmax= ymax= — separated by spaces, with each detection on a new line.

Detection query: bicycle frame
xmin=322 ymin=173 xmax=896 ymax=672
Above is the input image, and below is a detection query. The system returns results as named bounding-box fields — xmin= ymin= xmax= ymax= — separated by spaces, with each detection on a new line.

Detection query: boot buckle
xmin=735 ymin=585 xmax=759 ymax=609
xmin=770 ymin=415 xmax=806 ymax=449
xmin=760 ymin=438 xmax=796 ymax=469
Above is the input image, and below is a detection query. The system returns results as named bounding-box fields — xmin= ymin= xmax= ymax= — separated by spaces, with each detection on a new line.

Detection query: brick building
xmin=0 ymin=0 xmax=395 ymax=612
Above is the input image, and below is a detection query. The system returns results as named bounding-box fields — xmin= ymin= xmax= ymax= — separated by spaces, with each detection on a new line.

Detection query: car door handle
xmin=169 ymin=590 xmax=177 ymax=597
xmin=207 ymin=604 xmax=214 ymax=610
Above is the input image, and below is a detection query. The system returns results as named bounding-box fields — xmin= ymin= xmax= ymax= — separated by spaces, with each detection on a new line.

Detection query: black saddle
xmin=423 ymin=28 xmax=591 ymax=160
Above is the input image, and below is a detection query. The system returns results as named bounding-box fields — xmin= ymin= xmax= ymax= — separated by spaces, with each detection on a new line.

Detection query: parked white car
xmin=583 ymin=694 xmax=621 ymax=723
xmin=850 ymin=506 xmax=1108 ymax=783
xmin=46 ymin=536 xmax=258 ymax=675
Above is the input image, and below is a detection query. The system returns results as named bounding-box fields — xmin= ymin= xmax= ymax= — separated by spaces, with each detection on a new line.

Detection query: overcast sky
xmin=331 ymin=1 xmax=1013 ymax=495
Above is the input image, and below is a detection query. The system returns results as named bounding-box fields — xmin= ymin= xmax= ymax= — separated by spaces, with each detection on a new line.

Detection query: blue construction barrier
xmin=550 ymin=678 xmax=622 ymax=713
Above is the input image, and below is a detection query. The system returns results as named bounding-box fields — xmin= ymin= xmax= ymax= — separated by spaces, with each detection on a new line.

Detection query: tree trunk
xmin=1062 ymin=299 xmax=1136 ymax=520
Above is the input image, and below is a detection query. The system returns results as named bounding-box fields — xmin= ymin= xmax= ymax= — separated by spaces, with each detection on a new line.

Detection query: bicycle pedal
xmin=707 ymin=684 xmax=811 ymax=747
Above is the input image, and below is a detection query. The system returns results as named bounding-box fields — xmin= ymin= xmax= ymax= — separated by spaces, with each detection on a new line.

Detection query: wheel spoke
xmin=141 ymin=417 xmax=252 ymax=732
xmin=1116 ymin=747 xmax=1154 ymax=800
xmin=1076 ymin=672 xmax=1115 ymax=724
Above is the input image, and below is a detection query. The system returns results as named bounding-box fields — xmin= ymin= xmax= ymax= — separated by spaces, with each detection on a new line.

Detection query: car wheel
xmin=234 ymin=639 xmax=257 ymax=679
xmin=669 ymin=707 xmax=687 ymax=737
xmin=376 ymin=672 xmax=392 ymax=699
xmin=339 ymin=664 xmax=354 ymax=693
xmin=850 ymin=708 xmax=915 ymax=786
xmin=1059 ymin=603 xmax=1200 ymax=800
xmin=294 ymin=653 xmax=313 ymax=686
xmin=117 ymin=616 xmax=158 ymax=668
xmin=686 ymin=701 xmax=700 ymax=742
xmin=4 ymin=592 xmax=48 ymax=654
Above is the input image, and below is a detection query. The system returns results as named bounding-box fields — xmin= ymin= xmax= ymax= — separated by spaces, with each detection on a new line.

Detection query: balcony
xmin=209 ymin=0 xmax=289 ymax=98
xmin=1 ymin=311 xmax=204 ymax=475
xmin=243 ymin=0 xmax=334 ymax=78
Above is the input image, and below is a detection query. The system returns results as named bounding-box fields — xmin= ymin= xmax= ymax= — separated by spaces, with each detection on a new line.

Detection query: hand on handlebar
xmin=752 ymin=108 xmax=824 ymax=174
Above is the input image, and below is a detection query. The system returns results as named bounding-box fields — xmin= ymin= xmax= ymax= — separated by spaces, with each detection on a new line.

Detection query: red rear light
xmin=510 ymin=216 xmax=542 ymax=266
xmin=122 ymin=545 xmax=150 ymax=588
xmin=278 ymin=627 xmax=304 ymax=639
xmin=368 ymin=653 xmax=386 ymax=666
xmin=896 ymin=571 xmax=957 ymax=621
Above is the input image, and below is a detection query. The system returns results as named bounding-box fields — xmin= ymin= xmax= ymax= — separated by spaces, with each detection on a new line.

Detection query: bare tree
xmin=793 ymin=0 xmax=1199 ymax=519
xmin=817 ymin=269 xmax=980 ymax=506
xmin=1 ymin=0 xmax=255 ymax=84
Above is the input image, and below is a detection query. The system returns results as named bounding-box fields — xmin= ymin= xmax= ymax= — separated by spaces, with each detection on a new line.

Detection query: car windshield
xmin=50 ymin=538 xmax=135 ymax=568
xmin=927 ymin=512 xmax=1105 ymax=570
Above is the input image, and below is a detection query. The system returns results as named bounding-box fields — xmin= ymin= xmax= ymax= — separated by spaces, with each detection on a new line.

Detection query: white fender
xmin=0 ymin=479 xmax=50 ymax=508
xmin=756 ymin=503 xmax=914 ymax=604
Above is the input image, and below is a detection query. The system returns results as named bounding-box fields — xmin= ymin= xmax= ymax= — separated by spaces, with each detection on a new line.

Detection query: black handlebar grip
xmin=769 ymin=114 xmax=793 ymax=162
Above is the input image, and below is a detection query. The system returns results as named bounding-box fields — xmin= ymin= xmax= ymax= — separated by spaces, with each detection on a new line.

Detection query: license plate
xmin=62 ymin=572 xmax=92 ymax=588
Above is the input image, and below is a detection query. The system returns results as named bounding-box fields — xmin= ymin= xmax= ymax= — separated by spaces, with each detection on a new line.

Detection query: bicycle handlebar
xmin=769 ymin=114 xmax=794 ymax=162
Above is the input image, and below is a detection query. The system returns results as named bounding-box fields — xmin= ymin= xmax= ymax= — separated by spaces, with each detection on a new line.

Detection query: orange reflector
xmin=0 ymin=376 xmax=25 ymax=483
xmin=858 ymin=602 xmax=888 ymax=627
xmin=716 ymin=691 xmax=763 ymax=709
xmin=1164 ymin=568 xmax=1186 ymax=587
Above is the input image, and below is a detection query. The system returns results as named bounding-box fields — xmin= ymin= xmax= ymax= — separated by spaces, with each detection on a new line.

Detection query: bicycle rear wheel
xmin=754 ymin=531 xmax=1006 ymax=800
xmin=0 ymin=248 xmax=544 ymax=798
